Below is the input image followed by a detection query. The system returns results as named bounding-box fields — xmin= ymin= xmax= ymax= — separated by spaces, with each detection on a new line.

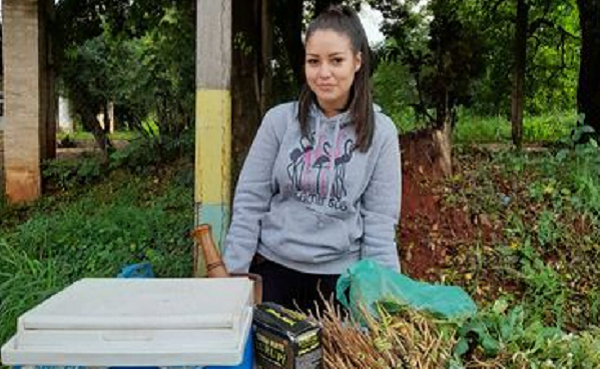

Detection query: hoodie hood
xmin=307 ymin=103 xmax=353 ymax=124
xmin=306 ymin=101 xmax=382 ymax=121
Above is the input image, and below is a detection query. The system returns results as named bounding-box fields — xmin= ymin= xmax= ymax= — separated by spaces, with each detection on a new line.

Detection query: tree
xmin=464 ymin=0 xmax=579 ymax=124
xmin=576 ymin=0 xmax=600 ymax=137
xmin=513 ymin=0 xmax=580 ymax=147
xmin=53 ymin=0 xmax=130 ymax=154
xmin=136 ymin=5 xmax=195 ymax=138
xmin=373 ymin=0 xmax=486 ymax=176
xmin=59 ymin=34 xmax=116 ymax=155
xmin=231 ymin=0 xmax=267 ymax=181
xmin=462 ymin=0 xmax=579 ymax=147
xmin=274 ymin=0 xmax=305 ymax=87
xmin=511 ymin=0 xmax=529 ymax=149
xmin=54 ymin=0 xmax=197 ymax=155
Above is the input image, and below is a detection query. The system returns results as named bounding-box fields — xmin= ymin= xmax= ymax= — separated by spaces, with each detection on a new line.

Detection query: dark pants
xmin=250 ymin=257 xmax=340 ymax=313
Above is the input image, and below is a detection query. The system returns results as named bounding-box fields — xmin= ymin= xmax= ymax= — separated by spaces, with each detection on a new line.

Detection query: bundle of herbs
xmin=311 ymin=297 xmax=600 ymax=368
xmin=311 ymin=299 xmax=455 ymax=368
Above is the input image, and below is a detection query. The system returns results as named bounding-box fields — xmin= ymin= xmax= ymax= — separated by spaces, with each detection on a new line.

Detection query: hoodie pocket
xmin=261 ymin=204 xmax=353 ymax=264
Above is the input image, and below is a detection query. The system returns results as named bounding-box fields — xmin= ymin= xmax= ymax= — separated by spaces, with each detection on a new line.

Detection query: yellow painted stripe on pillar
xmin=195 ymin=88 xmax=231 ymax=207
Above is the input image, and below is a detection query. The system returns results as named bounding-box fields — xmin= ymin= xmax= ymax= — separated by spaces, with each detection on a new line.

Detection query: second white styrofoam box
xmin=1 ymin=278 xmax=253 ymax=367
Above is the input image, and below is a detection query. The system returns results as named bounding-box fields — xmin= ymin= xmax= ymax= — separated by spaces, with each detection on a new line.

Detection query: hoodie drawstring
xmin=325 ymin=120 xmax=341 ymax=203
xmin=310 ymin=115 xmax=321 ymax=167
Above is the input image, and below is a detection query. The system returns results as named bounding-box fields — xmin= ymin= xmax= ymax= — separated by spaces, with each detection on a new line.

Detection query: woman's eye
xmin=307 ymin=59 xmax=318 ymax=65
xmin=332 ymin=58 xmax=343 ymax=65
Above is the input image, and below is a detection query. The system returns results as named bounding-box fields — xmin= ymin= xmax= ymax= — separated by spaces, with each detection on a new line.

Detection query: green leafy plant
xmin=42 ymin=155 xmax=107 ymax=191
xmin=454 ymin=298 xmax=600 ymax=367
xmin=454 ymin=298 xmax=524 ymax=358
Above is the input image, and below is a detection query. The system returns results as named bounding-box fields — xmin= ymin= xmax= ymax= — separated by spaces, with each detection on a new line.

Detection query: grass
xmin=56 ymin=117 xmax=161 ymax=142
xmin=389 ymin=108 xmax=578 ymax=145
xmin=453 ymin=110 xmax=579 ymax=144
xmin=0 ymin=162 xmax=195 ymax=346
xmin=57 ymin=130 xmax=139 ymax=142
xmin=387 ymin=110 xmax=430 ymax=135
xmin=56 ymin=116 xmax=160 ymax=142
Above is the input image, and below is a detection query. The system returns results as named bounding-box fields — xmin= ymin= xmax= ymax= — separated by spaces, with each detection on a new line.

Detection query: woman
xmin=223 ymin=5 xmax=401 ymax=311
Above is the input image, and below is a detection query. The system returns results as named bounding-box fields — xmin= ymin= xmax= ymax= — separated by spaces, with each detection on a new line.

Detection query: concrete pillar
xmin=194 ymin=0 xmax=232 ymax=276
xmin=195 ymin=0 xmax=232 ymax=239
xmin=3 ymin=0 xmax=53 ymax=202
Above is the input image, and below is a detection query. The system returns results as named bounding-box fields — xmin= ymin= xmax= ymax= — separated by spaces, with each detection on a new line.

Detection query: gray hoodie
xmin=223 ymin=102 xmax=401 ymax=274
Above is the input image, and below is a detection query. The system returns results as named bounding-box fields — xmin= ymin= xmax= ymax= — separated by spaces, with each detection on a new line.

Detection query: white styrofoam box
xmin=1 ymin=278 xmax=253 ymax=367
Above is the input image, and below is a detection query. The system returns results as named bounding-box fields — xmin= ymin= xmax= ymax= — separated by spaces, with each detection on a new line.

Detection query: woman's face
xmin=305 ymin=29 xmax=362 ymax=116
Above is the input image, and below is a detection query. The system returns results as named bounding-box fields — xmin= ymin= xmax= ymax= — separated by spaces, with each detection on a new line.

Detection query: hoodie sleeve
xmin=223 ymin=107 xmax=283 ymax=273
xmin=360 ymin=117 xmax=402 ymax=272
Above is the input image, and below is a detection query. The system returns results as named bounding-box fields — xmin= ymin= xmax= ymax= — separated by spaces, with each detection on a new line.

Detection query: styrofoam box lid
xmin=1 ymin=278 xmax=254 ymax=367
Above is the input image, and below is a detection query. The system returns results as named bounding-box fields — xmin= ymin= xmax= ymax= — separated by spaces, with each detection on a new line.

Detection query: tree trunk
xmin=430 ymin=110 xmax=452 ymax=179
xmin=232 ymin=0 xmax=263 ymax=185
xmin=400 ymin=127 xmax=453 ymax=186
xmin=72 ymin=96 xmax=112 ymax=159
xmin=44 ymin=0 xmax=57 ymax=160
xmin=433 ymin=120 xmax=452 ymax=177
xmin=429 ymin=2 xmax=454 ymax=178
xmin=432 ymin=112 xmax=453 ymax=177
xmin=434 ymin=68 xmax=453 ymax=176
xmin=92 ymin=121 xmax=111 ymax=158
xmin=511 ymin=0 xmax=528 ymax=149
xmin=275 ymin=0 xmax=304 ymax=86
xmin=103 ymin=103 xmax=110 ymax=134
xmin=260 ymin=0 xmax=273 ymax=116
xmin=82 ymin=108 xmax=112 ymax=158
xmin=577 ymin=0 xmax=600 ymax=137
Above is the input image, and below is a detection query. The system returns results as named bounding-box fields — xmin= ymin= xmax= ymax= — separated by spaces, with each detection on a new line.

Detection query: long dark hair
xmin=298 ymin=5 xmax=374 ymax=153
